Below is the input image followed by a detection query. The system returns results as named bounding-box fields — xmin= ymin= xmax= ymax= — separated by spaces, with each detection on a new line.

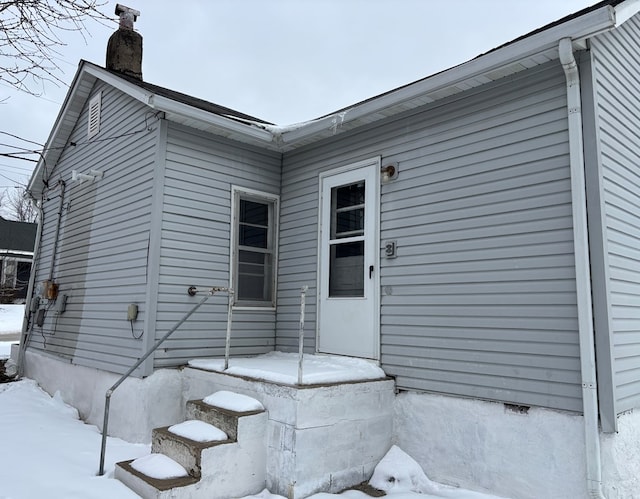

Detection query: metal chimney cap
xmin=115 ymin=4 xmax=140 ymax=18
xmin=115 ymin=4 xmax=140 ymax=29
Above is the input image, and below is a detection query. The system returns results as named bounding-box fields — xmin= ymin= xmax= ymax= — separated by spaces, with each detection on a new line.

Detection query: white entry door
xmin=317 ymin=159 xmax=379 ymax=359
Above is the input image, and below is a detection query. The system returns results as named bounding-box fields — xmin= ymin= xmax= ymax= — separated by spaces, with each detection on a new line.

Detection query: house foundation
xmin=19 ymin=349 xmax=184 ymax=443
xmin=394 ymin=391 xmax=640 ymax=499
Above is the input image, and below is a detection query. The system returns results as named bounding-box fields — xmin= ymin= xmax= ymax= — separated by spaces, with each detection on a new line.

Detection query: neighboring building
xmin=17 ymin=1 xmax=640 ymax=497
xmin=0 ymin=218 xmax=37 ymax=302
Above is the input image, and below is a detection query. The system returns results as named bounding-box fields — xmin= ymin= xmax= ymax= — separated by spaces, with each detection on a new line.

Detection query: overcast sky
xmin=0 ymin=0 xmax=600 ymax=207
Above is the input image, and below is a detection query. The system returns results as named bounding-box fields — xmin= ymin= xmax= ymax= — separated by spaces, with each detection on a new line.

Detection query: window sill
xmin=232 ymin=305 xmax=277 ymax=312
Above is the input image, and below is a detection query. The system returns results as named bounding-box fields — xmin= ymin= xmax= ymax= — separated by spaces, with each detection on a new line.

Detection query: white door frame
xmin=316 ymin=157 xmax=380 ymax=360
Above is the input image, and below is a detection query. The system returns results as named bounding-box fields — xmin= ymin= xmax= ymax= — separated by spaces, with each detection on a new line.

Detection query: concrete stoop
xmin=183 ymin=368 xmax=396 ymax=499
xmin=115 ymin=398 xmax=267 ymax=499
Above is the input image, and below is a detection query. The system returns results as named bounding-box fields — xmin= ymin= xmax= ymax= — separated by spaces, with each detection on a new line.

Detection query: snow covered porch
xmin=181 ymin=353 xmax=395 ymax=498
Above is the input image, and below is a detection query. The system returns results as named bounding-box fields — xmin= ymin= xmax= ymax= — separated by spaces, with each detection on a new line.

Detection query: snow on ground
xmin=0 ymin=379 xmax=148 ymax=499
xmin=0 ymin=304 xmax=23 ymax=334
xmin=189 ymin=351 xmax=386 ymax=385
xmin=0 ymin=340 xmax=15 ymax=359
xmin=0 ymin=379 xmax=507 ymax=499
xmin=0 ymin=304 xmax=22 ymax=359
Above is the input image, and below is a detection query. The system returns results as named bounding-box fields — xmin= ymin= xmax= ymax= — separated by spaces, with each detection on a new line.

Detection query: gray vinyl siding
xmin=591 ymin=15 xmax=640 ymax=414
xmin=278 ymin=61 xmax=582 ymax=411
xmin=153 ymin=123 xmax=281 ymax=368
xmin=27 ymin=81 xmax=158 ymax=375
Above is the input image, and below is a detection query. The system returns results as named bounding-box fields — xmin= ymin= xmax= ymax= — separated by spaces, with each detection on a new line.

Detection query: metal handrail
xmin=98 ymin=286 xmax=232 ymax=475
xmin=297 ymin=286 xmax=308 ymax=385
xmin=223 ymin=288 xmax=235 ymax=370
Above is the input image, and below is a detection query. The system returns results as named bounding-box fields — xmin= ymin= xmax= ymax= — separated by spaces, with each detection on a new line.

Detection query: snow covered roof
xmin=28 ymin=0 xmax=639 ymax=197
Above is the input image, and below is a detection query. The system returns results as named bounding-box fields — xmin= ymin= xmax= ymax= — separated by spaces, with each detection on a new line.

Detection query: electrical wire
xmin=130 ymin=321 xmax=143 ymax=340
xmin=0 ymin=111 xmax=162 ymax=160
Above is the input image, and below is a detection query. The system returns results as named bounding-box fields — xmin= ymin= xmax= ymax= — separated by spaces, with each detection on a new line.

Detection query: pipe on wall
xmin=559 ymin=37 xmax=606 ymax=499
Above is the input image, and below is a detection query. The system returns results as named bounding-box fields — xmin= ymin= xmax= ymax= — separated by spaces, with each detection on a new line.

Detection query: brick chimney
xmin=106 ymin=4 xmax=142 ymax=80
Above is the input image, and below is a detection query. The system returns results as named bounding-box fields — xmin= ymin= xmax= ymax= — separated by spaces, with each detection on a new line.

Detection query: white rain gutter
xmin=559 ymin=37 xmax=605 ymax=499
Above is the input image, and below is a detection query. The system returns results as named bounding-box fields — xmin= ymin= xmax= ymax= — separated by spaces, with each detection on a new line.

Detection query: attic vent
xmin=88 ymin=92 xmax=102 ymax=139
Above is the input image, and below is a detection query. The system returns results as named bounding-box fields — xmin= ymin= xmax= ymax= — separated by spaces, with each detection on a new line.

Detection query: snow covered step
xmin=116 ymin=391 xmax=268 ymax=499
xmin=115 ymin=454 xmax=198 ymax=499
xmin=152 ymin=420 xmax=231 ymax=478
xmin=185 ymin=390 xmax=265 ymax=441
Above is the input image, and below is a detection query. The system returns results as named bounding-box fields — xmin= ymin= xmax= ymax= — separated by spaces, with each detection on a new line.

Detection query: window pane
xmin=331 ymin=181 xmax=365 ymax=239
xmin=335 ymin=182 xmax=365 ymax=209
xmin=335 ymin=208 xmax=364 ymax=237
xmin=329 ymin=241 xmax=364 ymax=297
xmin=240 ymin=200 xmax=268 ymax=226
xmin=239 ymin=225 xmax=268 ymax=248
xmin=237 ymin=250 xmax=273 ymax=302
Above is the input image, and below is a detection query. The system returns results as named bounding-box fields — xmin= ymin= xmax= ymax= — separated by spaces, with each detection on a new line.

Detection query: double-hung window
xmin=231 ymin=187 xmax=279 ymax=308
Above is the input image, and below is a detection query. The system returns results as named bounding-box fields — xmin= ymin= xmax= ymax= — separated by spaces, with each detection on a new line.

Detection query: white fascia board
xmin=28 ymin=63 xmax=97 ymax=196
xmin=282 ymin=6 xmax=617 ymax=146
xmin=28 ymin=62 xmax=156 ymax=196
xmin=148 ymin=94 xmax=275 ymax=144
xmin=614 ymin=0 xmax=640 ymax=26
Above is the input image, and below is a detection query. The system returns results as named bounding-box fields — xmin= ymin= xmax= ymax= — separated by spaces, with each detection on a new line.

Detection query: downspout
xmin=559 ymin=38 xmax=605 ymax=499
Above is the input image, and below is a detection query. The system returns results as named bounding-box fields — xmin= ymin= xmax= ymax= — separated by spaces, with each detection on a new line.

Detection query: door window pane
xmin=331 ymin=181 xmax=365 ymax=240
xmin=329 ymin=241 xmax=364 ymax=297
xmin=335 ymin=182 xmax=365 ymax=208
xmin=335 ymin=208 xmax=364 ymax=237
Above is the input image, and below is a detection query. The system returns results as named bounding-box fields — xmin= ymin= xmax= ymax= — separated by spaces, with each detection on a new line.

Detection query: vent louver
xmin=88 ymin=92 xmax=102 ymax=139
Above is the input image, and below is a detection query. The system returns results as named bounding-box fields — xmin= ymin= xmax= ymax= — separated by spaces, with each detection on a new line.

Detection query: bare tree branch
xmin=2 ymin=185 xmax=36 ymax=222
xmin=0 ymin=0 xmax=113 ymax=95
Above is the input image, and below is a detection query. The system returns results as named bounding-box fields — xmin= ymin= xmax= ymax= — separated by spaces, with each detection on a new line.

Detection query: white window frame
xmin=230 ymin=186 xmax=279 ymax=309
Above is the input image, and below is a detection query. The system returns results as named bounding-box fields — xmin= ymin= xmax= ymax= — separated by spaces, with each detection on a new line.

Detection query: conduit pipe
xmin=559 ymin=37 xmax=605 ymax=499
xmin=18 ymin=180 xmax=65 ymax=377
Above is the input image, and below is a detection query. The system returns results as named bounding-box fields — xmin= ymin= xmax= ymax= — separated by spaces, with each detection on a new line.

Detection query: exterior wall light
xmin=381 ymin=163 xmax=398 ymax=182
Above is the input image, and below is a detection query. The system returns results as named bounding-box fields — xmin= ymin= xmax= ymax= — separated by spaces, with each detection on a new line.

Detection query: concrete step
xmin=185 ymin=398 xmax=264 ymax=441
xmin=116 ymin=392 xmax=268 ymax=499
xmin=152 ymin=420 xmax=232 ymax=478
xmin=115 ymin=456 xmax=198 ymax=499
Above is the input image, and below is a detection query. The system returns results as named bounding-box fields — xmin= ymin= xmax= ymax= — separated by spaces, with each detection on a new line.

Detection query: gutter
xmin=559 ymin=37 xmax=605 ymax=499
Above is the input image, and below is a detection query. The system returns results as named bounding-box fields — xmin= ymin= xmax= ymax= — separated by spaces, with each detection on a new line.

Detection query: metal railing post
xmin=98 ymin=286 xmax=228 ymax=476
xmin=223 ymin=289 xmax=235 ymax=370
xmin=297 ymin=286 xmax=308 ymax=385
